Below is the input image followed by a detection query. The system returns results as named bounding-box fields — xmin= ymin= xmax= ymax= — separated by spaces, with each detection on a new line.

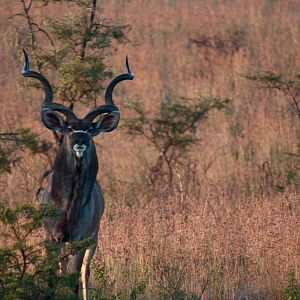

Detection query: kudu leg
xmin=68 ymin=250 xmax=85 ymax=295
xmin=81 ymin=244 xmax=97 ymax=300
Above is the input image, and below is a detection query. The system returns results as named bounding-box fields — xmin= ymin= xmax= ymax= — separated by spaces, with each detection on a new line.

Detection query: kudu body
xmin=22 ymin=50 xmax=134 ymax=299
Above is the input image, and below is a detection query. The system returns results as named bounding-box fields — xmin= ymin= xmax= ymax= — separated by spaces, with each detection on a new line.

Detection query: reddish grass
xmin=96 ymin=191 xmax=300 ymax=298
xmin=0 ymin=0 xmax=300 ymax=298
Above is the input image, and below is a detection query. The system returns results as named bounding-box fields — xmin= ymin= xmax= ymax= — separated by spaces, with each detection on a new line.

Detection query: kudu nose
xmin=73 ymin=135 xmax=87 ymax=158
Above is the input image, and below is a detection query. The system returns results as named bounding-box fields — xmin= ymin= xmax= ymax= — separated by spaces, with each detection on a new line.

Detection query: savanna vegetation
xmin=0 ymin=0 xmax=299 ymax=299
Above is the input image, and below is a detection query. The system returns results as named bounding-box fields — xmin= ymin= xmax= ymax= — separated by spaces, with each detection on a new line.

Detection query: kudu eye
xmin=67 ymin=126 xmax=73 ymax=132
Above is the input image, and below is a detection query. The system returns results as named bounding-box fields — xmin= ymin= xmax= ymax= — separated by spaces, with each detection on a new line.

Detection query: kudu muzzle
xmin=71 ymin=132 xmax=90 ymax=158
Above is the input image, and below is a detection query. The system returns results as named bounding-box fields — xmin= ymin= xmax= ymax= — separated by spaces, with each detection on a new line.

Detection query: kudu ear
xmin=41 ymin=108 xmax=66 ymax=131
xmin=93 ymin=111 xmax=120 ymax=135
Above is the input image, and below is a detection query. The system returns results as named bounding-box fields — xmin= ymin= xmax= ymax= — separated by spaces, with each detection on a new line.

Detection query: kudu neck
xmin=51 ymin=135 xmax=99 ymax=202
xmin=49 ymin=135 xmax=99 ymax=241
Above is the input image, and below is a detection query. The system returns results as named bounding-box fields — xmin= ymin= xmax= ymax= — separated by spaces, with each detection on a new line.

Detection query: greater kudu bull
xmin=21 ymin=49 xmax=134 ymax=299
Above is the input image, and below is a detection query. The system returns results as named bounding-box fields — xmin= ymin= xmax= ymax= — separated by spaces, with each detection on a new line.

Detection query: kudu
xmin=21 ymin=49 xmax=134 ymax=299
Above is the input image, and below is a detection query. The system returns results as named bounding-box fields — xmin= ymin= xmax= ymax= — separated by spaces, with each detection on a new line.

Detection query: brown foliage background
xmin=0 ymin=0 xmax=300 ymax=298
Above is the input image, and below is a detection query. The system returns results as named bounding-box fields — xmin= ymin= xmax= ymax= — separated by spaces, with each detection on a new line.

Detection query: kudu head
xmin=21 ymin=49 xmax=134 ymax=159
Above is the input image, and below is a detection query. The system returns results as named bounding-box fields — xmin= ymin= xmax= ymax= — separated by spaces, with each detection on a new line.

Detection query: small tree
xmin=124 ymin=95 xmax=229 ymax=199
xmin=0 ymin=201 xmax=80 ymax=299
xmin=246 ymin=72 xmax=300 ymax=119
xmin=0 ymin=128 xmax=52 ymax=175
xmin=247 ymin=72 xmax=300 ymax=191
xmin=11 ymin=0 xmax=129 ymax=107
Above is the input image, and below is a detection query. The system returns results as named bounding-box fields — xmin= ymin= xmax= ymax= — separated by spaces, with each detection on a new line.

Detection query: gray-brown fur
xmin=21 ymin=49 xmax=134 ymax=299
xmin=43 ymin=135 xmax=101 ymax=243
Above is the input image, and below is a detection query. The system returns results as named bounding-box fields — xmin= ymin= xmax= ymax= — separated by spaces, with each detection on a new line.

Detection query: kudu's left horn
xmin=22 ymin=49 xmax=77 ymax=122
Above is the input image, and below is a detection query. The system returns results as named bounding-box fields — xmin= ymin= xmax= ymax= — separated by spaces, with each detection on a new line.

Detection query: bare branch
xmin=20 ymin=0 xmax=35 ymax=49
xmin=80 ymin=0 xmax=97 ymax=59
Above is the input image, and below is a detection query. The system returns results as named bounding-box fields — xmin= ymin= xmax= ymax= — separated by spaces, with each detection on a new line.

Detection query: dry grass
xmin=95 ymin=191 xmax=300 ymax=299
xmin=0 ymin=0 xmax=300 ymax=298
